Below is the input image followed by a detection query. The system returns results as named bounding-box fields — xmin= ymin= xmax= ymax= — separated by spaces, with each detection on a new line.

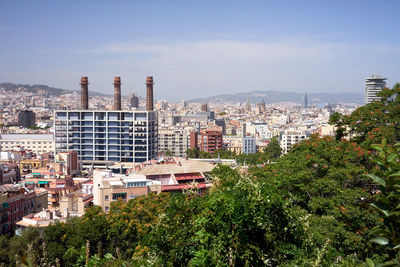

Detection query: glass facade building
xmin=54 ymin=110 xmax=157 ymax=164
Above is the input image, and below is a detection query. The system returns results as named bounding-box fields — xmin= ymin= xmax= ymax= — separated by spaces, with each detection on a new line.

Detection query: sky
xmin=0 ymin=0 xmax=400 ymax=101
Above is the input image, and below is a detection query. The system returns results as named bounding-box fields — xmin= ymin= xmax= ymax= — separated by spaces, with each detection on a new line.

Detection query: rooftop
xmin=365 ymin=74 xmax=387 ymax=80
xmin=0 ymin=134 xmax=53 ymax=140
xmin=137 ymin=158 xmax=215 ymax=176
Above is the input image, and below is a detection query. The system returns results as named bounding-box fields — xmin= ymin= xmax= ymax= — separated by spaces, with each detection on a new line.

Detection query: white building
xmin=255 ymin=124 xmax=280 ymax=140
xmin=242 ymin=136 xmax=256 ymax=155
xmin=0 ymin=134 xmax=54 ymax=154
xmin=280 ymin=130 xmax=306 ymax=154
xmin=364 ymin=75 xmax=387 ymax=105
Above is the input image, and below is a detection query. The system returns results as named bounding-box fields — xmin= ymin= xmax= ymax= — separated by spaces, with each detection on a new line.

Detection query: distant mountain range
xmin=191 ymin=90 xmax=363 ymax=104
xmin=0 ymin=83 xmax=363 ymax=104
xmin=0 ymin=82 xmax=110 ymax=97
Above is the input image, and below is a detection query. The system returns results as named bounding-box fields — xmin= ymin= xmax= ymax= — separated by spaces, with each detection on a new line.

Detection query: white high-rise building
xmin=54 ymin=110 xmax=158 ymax=167
xmin=364 ymin=75 xmax=387 ymax=105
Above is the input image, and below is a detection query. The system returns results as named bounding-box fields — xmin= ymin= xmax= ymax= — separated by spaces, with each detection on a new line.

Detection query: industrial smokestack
xmin=146 ymin=76 xmax=154 ymax=111
xmin=80 ymin=77 xmax=89 ymax=110
xmin=113 ymin=77 xmax=121 ymax=110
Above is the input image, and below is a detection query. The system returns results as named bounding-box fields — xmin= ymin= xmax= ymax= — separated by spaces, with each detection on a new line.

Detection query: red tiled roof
xmin=161 ymin=183 xmax=210 ymax=192
xmin=174 ymin=173 xmax=204 ymax=181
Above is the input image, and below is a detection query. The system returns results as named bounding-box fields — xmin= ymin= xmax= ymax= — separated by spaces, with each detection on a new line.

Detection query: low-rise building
xmin=0 ymin=134 xmax=54 ymax=154
xmin=0 ymin=163 xmax=20 ymax=184
xmin=19 ymin=158 xmax=50 ymax=176
xmin=224 ymin=136 xmax=256 ymax=155
xmin=136 ymin=157 xmax=215 ymax=193
xmin=0 ymin=184 xmax=48 ymax=233
xmin=16 ymin=209 xmax=67 ymax=235
xmin=54 ymin=151 xmax=80 ymax=177
xmin=59 ymin=191 xmax=93 ymax=217
xmin=93 ymin=170 xmax=161 ymax=212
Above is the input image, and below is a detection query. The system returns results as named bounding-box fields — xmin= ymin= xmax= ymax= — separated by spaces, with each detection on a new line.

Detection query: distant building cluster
xmin=0 ymin=74 xmax=385 ymax=235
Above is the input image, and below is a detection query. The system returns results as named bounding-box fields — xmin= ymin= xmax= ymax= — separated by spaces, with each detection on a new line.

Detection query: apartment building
xmin=280 ymin=130 xmax=307 ymax=154
xmin=54 ymin=110 xmax=158 ymax=166
xmin=0 ymin=184 xmax=48 ymax=233
xmin=199 ymin=130 xmax=223 ymax=155
xmin=54 ymin=76 xmax=158 ymax=168
xmin=0 ymin=134 xmax=54 ymax=154
xmin=243 ymin=136 xmax=256 ymax=155
xmin=158 ymin=127 xmax=192 ymax=157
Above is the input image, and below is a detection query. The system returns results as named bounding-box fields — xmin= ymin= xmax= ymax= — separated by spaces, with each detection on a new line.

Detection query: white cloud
xmin=74 ymin=39 xmax=348 ymax=100
xmin=85 ymin=39 xmax=338 ymax=63
xmin=16 ymin=39 xmax=400 ymax=101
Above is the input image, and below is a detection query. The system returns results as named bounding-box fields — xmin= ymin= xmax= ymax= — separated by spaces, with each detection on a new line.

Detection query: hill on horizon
xmin=191 ymin=90 xmax=363 ymax=104
xmin=0 ymin=82 xmax=110 ymax=97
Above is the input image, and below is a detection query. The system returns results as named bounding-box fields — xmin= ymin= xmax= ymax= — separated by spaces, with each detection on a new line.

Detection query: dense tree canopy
xmin=330 ymin=83 xmax=400 ymax=148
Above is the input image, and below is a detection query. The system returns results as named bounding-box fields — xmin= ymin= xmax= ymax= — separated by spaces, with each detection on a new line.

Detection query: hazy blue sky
xmin=1 ymin=0 xmax=399 ymax=101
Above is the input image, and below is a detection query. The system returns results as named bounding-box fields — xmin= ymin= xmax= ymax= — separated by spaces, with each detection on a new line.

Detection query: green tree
xmin=263 ymin=136 xmax=282 ymax=160
xmin=186 ymin=148 xmax=200 ymax=158
xmin=253 ymin=135 xmax=380 ymax=260
xmin=8 ymin=227 xmax=43 ymax=266
xmin=330 ymin=83 xmax=400 ymax=148
xmin=329 ymin=112 xmax=347 ymax=141
xmin=365 ymin=140 xmax=400 ymax=266
xmin=190 ymin=165 xmax=306 ymax=266
xmin=0 ymin=235 xmax=11 ymax=266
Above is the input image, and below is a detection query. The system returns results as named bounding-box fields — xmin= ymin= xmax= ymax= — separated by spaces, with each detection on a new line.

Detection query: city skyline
xmin=1 ymin=1 xmax=400 ymax=101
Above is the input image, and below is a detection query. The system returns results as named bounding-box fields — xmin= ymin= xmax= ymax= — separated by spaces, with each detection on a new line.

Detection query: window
xmin=126 ymin=181 xmax=147 ymax=187
xmin=105 ymin=206 xmax=109 ymax=212
xmin=112 ymin=193 xmax=126 ymax=200
xmin=105 ymin=195 xmax=109 ymax=201
xmin=129 ymin=195 xmax=138 ymax=199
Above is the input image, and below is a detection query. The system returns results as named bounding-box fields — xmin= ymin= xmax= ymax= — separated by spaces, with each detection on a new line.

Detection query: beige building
xmin=59 ymin=191 xmax=93 ymax=217
xmin=93 ymin=170 xmax=161 ymax=212
xmin=319 ymin=124 xmax=335 ymax=137
xmin=0 ymin=134 xmax=54 ymax=154
xmin=158 ymin=127 xmax=192 ymax=157
xmin=224 ymin=136 xmax=244 ymax=154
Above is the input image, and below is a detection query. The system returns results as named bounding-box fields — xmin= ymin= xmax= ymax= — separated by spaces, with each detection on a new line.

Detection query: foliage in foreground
xmin=2 ymin=136 xmax=394 ymax=266
xmin=365 ymin=140 xmax=400 ymax=266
